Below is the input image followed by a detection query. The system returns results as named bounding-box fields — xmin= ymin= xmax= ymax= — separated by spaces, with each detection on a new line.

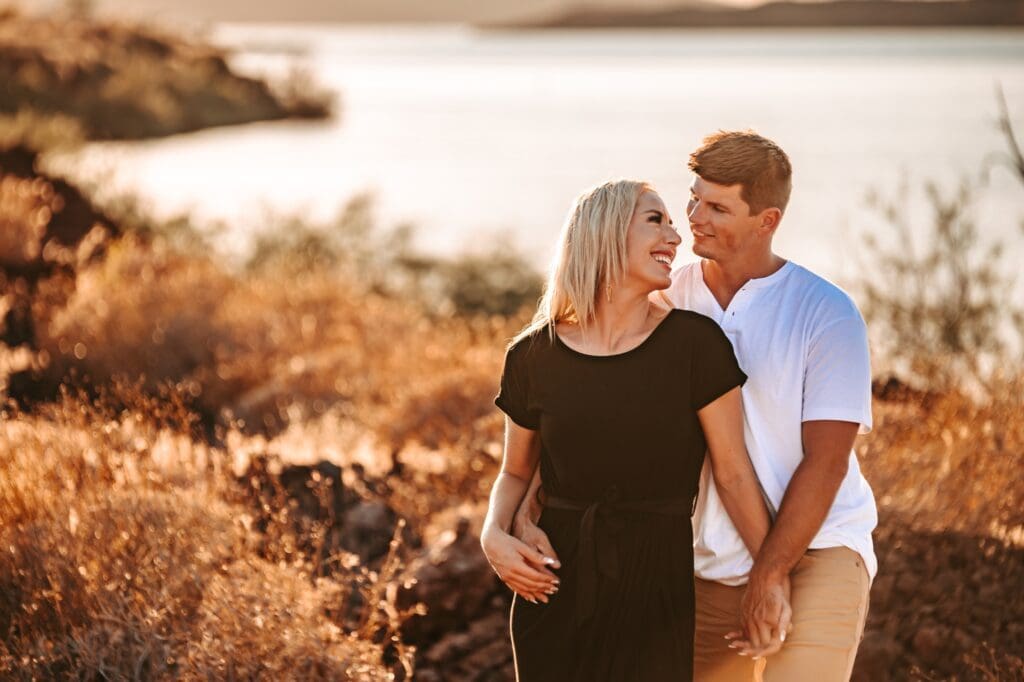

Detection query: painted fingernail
xmin=543 ymin=557 xmax=555 ymax=565
xmin=781 ymin=631 xmax=787 ymax=642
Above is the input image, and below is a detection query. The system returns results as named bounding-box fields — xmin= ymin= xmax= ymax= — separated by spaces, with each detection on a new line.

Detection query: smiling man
xmin=514 ymin=130 xmax=877 ymax=681
xmin=666 ymin=130 xmax=877 ymax=681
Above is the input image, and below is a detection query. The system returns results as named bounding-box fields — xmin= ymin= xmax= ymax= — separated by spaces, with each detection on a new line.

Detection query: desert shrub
xmin=856 ymin=178 xmax=1023 ymax=393
xmin=244 ymin=197 xmax=542 ymax=318
xmin=0 ymin=381 xmax=400 ymax=680
xmin=33 ymin=233 xmax=235 ymax=396
xmin=0 ymin=109 xmax=85 ymax=152
xmin=859 ymin=375 xmax=1024 ymax=538
xmin=0 ymin=172 xmax=66 ymax=268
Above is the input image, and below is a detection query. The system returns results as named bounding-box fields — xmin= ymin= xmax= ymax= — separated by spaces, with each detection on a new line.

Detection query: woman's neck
xmin=577 ymin=284 xmax=659 ymax=352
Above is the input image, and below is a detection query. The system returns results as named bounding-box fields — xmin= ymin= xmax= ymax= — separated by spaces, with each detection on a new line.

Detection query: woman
xmin=479 ymin=180 xmax=775 ymax=680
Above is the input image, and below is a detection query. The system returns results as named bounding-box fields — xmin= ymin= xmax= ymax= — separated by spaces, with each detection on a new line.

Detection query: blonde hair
xmin=514 ymin=179 xmax=652 ymax=344
xmin=688 ymin=129 xmax=792 ymax=214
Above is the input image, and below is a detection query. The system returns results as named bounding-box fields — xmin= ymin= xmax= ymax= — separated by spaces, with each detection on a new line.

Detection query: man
xmin=514 ymin=130 xmax=876 ymax=680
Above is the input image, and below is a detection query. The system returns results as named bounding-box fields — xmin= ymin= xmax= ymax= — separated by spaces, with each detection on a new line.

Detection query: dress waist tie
xmin=545 ymin=486 xmax=691 ymax=628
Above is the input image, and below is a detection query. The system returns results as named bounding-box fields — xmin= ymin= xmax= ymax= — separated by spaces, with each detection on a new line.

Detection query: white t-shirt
xmin=664 ymin=259 xmax=878 ymax=585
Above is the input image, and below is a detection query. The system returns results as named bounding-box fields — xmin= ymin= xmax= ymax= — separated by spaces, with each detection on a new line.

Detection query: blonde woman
xmin=479 ymin=180 xmax=780 ymax=680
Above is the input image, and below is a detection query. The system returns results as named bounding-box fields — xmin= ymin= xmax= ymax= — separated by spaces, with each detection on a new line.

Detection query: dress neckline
xmin=554 ymin=309 xmax=679 ymax=360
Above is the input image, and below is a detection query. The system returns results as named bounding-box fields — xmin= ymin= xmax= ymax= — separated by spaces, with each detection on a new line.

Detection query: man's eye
xmin=713 ymin=206 xmax=725 ymax=213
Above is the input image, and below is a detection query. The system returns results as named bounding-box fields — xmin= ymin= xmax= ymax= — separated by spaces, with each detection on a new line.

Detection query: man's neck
xmin=701 ymin=253 xmax=787 ymax=311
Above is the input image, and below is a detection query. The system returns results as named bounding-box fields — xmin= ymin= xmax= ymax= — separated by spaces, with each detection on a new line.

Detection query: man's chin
xmin=691 ymin=244 xmax=715 ymax=259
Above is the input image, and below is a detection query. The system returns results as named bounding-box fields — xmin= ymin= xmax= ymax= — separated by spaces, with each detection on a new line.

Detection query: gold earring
xmin=605 ymin=282 xmax=613 ymax=302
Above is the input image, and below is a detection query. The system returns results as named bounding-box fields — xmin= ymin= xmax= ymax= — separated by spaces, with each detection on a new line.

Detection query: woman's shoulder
xmin=661 ymin=308 xmax=722 ymax=336
xmin=505 ymin=323 xmax=555 ymax=360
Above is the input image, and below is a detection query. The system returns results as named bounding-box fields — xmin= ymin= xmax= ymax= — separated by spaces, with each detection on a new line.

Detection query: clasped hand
xmin=480 ymin=523 xmax=561 ymax=604
xmin=726 ymin=570 xmax=793 ymax=659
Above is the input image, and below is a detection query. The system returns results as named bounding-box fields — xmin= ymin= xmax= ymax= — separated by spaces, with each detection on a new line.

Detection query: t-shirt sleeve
xmin=802 ymin=314 xmax=873 ymax=434
xmin=690 ymin=315 xmax=748 ymax=410
xmin=494 ymin=339 xmax=541 ymax=430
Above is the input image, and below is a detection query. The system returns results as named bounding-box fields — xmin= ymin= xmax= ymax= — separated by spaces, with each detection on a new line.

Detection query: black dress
xmin=494 ymin=309 xmax=747 ymax=682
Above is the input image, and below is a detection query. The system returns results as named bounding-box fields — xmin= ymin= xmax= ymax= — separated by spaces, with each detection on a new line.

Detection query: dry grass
xmin=0 ymin=379 xmax=413 ymax=679
xmin=2 ymin=226 xmax=518 ymax=678
xmin=862 ymin=377 xmax=1024 ymax=538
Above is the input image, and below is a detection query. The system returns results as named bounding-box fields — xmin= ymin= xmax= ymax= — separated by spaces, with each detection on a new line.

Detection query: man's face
xmin=686 ymin=177 xmax=766 ymax=263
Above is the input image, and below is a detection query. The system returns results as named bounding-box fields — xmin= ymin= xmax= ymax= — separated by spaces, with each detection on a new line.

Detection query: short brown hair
xmin=688 ymin=130 xmax=792 ymax=214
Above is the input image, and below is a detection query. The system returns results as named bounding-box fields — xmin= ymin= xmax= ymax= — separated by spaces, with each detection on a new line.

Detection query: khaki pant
xmin=694 ymin=547 xmax=871 ymax=682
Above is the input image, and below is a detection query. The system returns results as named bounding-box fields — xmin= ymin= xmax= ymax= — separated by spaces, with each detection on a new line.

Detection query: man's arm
xmin=743 ymin=420 xmax=859 ymax=598
xmin=512 ymin=462 xmax=561 ymax=568
xmin=512 ymin=463 xmax=544 ymax=530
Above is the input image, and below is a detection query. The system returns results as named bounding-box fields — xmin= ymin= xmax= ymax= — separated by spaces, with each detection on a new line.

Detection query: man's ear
xmin=758 ymin=207 xmax=782 ymax=235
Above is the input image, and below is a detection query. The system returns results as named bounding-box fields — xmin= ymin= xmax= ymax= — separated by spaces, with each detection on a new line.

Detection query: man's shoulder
xmin=783 ymin=263 xmax=863 ymax=323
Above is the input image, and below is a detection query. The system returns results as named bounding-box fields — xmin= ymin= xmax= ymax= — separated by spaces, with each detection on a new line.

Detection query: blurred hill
xmin=21 ymin=0 xmax=1024 ymax=25
xmin=512 ymin=0 xmax=1024 ymax=28
xmin=0 ymin=9 xmax=332 ymax=141
xmin=22 ymin=0 xmax=758 ymax=24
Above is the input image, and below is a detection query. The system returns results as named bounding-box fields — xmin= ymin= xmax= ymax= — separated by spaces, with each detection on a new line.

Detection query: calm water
xmin=49 ymin=26 xmax=1024 ymax=285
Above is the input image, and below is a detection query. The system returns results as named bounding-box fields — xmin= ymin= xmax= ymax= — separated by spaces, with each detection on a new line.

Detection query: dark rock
xmin=342 ymin=500 xmax=399 ymax=564
xmin=238 ymin=457 xmax=416 ymax=567
xmin=397 ymin=516 xmax=502 ymax=644
xmin=853 ymin=630 xmax=903 ymax=682
xmin=870 ymin=573 xmax=895 ymax=610
xmin=912 ymin=623 xmax=950 ymax=666
xmin=895 ymin=571 xmax=919 ymax=598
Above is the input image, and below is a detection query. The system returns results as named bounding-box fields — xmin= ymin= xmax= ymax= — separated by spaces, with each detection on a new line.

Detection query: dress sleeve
xmin=494 ymin=338 xmax=541 ymax=430
xmin=690 ymin=315 xmax=748 ymax=410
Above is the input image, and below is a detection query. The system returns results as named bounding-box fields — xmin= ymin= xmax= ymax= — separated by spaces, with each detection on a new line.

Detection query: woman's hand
xmin=726 ymin=572 xmax=793 ymax=659
xmin=481 ymin=524 xmax=560 ymax=604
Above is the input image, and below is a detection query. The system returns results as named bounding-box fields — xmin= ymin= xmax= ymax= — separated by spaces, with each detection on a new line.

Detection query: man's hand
xmin=726 ymin=571 xmax=793 ymax=659
xmin=511 ymin=489 xmax=561 ymax=570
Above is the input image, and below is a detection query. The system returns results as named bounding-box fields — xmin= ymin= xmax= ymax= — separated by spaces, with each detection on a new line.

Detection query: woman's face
xmin=623 ymin=190 xmax=681 ymax=292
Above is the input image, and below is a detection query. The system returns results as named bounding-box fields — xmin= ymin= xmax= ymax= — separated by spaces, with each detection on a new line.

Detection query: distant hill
xmin=20 ymin=0 xmax=1022 ymax=27
xmin=18 ymin=0 xmax=705 ymax=24
xmin=505 ymin=0 xmax=1024 ymax=28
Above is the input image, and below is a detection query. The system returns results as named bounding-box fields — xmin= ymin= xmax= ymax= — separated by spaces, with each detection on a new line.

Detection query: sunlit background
xmin=3 ymin=1 xmax=1023 ymax=680
xmin=46 ymin=25 xmax=1024 ymax=283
